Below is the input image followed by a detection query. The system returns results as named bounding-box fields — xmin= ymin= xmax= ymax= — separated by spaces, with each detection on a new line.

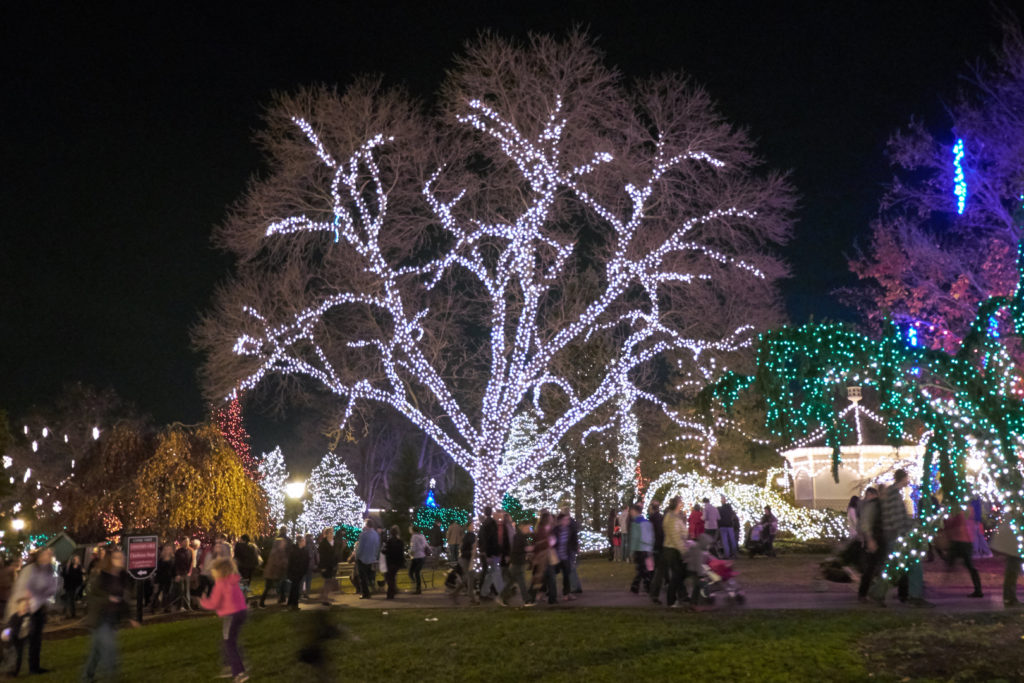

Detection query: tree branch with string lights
xmin=197 ymin=33 xmax=793 ymax=514
xmin=702 ymin=244 xmax=1024 ymax=580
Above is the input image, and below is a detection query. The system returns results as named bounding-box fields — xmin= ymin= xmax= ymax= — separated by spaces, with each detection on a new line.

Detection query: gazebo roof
xmin=781 ymin=389 xmax=918 ymax=452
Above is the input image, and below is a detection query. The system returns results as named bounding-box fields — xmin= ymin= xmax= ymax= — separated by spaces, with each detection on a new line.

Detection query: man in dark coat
xmin=286 ymin=536 xmax=310 ymax=610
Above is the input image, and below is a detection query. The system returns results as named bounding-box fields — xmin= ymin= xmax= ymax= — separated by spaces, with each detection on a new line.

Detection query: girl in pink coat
xmin=201 ymin=557 xmax=249 ymax=682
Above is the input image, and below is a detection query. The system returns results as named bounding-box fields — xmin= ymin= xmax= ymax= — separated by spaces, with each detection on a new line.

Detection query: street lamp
xmin=11 ymin=519 xmax=25 ymax=532
xmin=284 ymin=480 xmax=306 ymax=537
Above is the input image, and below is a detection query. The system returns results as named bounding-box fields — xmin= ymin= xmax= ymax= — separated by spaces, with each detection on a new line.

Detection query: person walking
xmin=688 ymin=504 xmax=704 ymax=540
xmin=6 ymin=547 xmax=58 ymax=675
xmin=647 ymin=501 xmax=666 ymax=602
xmin=761 ymin=506 xmax=778 ymax=557
xmin=877 ymin=469 xmax=932 ymax=607
xmin=259 ymin=538 xmax=288 ymax=608
xmin=660 ymin=496 xmax=687 ymax=607
xmin=857 ymin=487 xmax=884 ymax=603
xmin=499 ymin=520 xmax=533 ymax=606
xmin=317 ymin=529 xmax=339 ymax=605
xmin=446 ymin=521 xmax=464 ymax=563
xmin=81 ymin=548 xmax=136 ymax=682
xmin=3 ymin=595 xmax=30 ymax=678
xmin=286 ymin=536 xmax=310 ymax=610
xmin=233 ymin=535 xmax=260 ymax=595
xmin=944 ymin=506 xmax=984 ymax=598
xmin=303 ymin=533 xmax=318 ymax=601
xmin=200 ymin=557 xmax=249 ymax=683
xmin=553 ymin=512 xmax=578 ymax=602
xmin=60 ymin=555 xmax=84 ymax=619
xmin=968 ymin=497 xmax=992 ymax=558
xmin=606 ymin=509 xmax=617 ymax=562
xmin=383 ymin=526 xmax=405 ymax=600
xmin=0 ymin=557 xmax=20 ymax=620
xmin=702 ymin=498 xmax=720 ymax=552
xmin=530 ymin=512 xmax=557 ymax=605
xmin=477 ymin=507 xmax=505 ymax=600
xmin=615 ymin=506 xmax=631 ymax=562
xmin=173 ymin=538 xmax=194 ymax=611
xmin=408 ymin=527 xmax=428 ymax=594
xmin=628 ymin=505 xmax=654 ymax=594
xmin=847 ymin=495 xmax=860 ymax=539
xmin=355 ymin=519 xmax=381 ymax=599
xmin=455 ymin=521 xmax=478 ymax=603
xmin=989 ymin=514 xmax=1023 ymax=607
xmin=717 ymin=496 xmax=738 ymax=559
xmin=151 ymin=544 xmax=175 ymax=613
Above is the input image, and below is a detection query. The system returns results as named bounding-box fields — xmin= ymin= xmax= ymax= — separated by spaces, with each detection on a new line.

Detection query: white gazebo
xmin=780 ymin=387 xmax=925 ymax=511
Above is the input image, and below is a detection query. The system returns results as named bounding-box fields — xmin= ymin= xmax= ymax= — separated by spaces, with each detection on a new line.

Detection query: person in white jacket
xmin=408 ymin=527 xmax=429 ymax=594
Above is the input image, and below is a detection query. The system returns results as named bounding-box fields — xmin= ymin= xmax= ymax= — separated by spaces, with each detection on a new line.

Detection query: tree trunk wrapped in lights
xmin=197 ymin=34 xmax=793 ymax=516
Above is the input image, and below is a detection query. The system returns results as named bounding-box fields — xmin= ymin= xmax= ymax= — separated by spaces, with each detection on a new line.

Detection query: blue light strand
xmin=952 ymin=138 xmax=967 ymax=215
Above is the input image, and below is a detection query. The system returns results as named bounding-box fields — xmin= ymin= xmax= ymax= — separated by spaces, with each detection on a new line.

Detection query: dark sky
xmin=2 ymin=2 xmax=1020 ymax=448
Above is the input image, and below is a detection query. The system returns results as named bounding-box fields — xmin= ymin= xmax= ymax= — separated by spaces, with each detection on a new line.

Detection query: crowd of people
xmin=0 ymin=482 xmax=1018 ymax=679
xmin=845 ymin=467 xmax=1020 ymax=608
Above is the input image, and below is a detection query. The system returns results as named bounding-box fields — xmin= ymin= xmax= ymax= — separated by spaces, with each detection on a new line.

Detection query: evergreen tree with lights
xmin=258 ymin=446 xmax=289 ymax=528
xmin=197 ymin=34 xmax=794 ymax=514
xmin=214 ymin=397 xmax=258 ymax=477
xmin=299 ymin=451 xmax=365 ymax=534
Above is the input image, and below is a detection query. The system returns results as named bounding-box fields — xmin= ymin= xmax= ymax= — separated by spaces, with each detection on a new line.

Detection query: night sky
xmin=2 ymin=2 xmax=1020 ymax=447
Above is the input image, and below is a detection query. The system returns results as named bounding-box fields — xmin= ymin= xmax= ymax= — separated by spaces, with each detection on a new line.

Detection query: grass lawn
xmin=32 ymin=606 xmax=1024 ymax=682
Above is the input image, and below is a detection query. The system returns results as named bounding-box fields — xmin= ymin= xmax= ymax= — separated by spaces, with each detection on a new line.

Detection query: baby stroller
xmin=697 ymin=557 xmax=745 ymax=606
xmin=745 ymin=524 xmax=771 ymax=558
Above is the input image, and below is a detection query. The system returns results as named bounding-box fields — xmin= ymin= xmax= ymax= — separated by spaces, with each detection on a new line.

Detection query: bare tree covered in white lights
xmin=197 ymin=34 xmax=794 ymax=514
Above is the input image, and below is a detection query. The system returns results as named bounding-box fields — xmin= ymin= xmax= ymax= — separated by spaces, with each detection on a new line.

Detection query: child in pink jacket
xmin=201 ymin=557 xmax=249 ymax=682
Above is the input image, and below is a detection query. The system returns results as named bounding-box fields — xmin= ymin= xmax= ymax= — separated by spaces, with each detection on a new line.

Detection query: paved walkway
xmin=42 ymin=553 xmax=1011 ymax=637
xmin=294 ymin=553 xmax=1013 ymax=613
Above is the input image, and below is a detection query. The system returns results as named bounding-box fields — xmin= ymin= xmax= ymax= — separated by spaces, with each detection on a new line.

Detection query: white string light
xmin=298 ymin=451 xmax=366 ymax=534
xmin=258 ymin=446 xmax=289 ymax=527
xmin=229 ymin=94 xmax=773 ymax=514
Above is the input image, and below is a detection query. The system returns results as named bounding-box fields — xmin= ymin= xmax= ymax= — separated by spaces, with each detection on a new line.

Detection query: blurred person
xmin=173 ymin=538 xmax=194 ymax=610
xmin=944 ymin=506 xmax=984 ymax=598
xmin=151 ymin=543 xmax=175 ymax=613
xmin=628 ymin=505 xmax=654 ymax=594
xmin=688 ymin=504 xmax=704 ymax=540
xmin=201 ymin=557 xmax=249 ymax=682
xmin=7 ymin=547 xmax=58 ymax=675
xmin=408 ymin=527 xmax=428 ymax=595
xmin=303 ymin=533 xmax=318 ymax=600
xmin=318 ymin=529 xmax=339 ymax=605
xmin=446 ymin=521 xmax=464 ymax=563
xmin=355 ymin=519 xmax=381 ymax=599
xmin=60 ymin=555 xmax=84 ymax=619
xmin=258 ymin=538 xmax=288 ymax=608
xmin=287 ymin=536 xmax=310 ymax=610
xmin=383 ymin=526 xmax=405 ymax=600
xmin=81 ymin=548 xmax=136 ymax=682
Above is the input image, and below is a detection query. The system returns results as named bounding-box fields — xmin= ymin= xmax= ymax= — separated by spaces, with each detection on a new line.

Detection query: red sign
xmin=126 ymin=535 xmax=159 ymax=579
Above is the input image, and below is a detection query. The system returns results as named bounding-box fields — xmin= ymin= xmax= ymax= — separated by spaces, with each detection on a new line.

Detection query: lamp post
xmin=284 ymin=480 xmax=306 ymax=538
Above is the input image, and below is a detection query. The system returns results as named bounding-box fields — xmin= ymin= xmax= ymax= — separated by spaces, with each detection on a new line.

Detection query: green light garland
xmin=703 ymin=245 xmax=1024 ymax=580
xmin=413 ymin=506 xmax=470 ymax=531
